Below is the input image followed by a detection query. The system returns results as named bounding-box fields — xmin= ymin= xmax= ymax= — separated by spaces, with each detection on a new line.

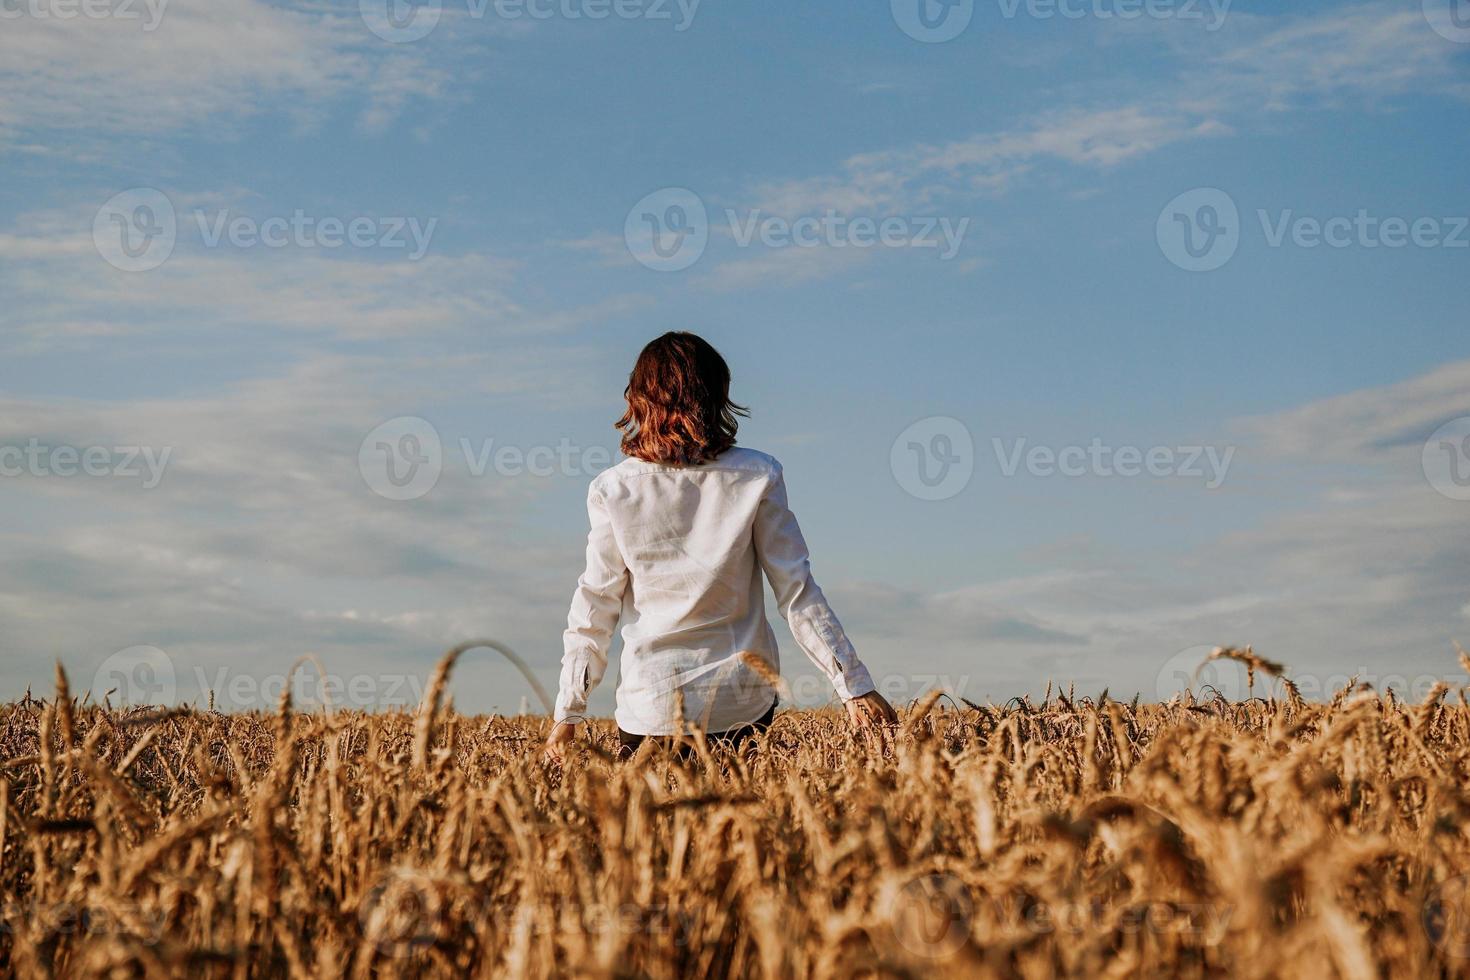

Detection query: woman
xmin=544 ymin=332 xmax=896 ymax=761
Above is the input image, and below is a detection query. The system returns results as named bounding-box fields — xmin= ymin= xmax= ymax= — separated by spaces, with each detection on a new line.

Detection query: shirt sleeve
xmin=555 ymin=481 xmax=628 ymax=722
xmin=752 ymin=462 xmax=876 ymax=702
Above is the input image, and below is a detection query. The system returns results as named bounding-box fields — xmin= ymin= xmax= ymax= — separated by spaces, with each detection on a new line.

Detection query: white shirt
xmin=556 ymin=447 xmax=875 ymax=735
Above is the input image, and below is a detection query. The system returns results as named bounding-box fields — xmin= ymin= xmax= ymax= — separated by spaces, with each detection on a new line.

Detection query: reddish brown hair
xmin=616 ymin=332 xmax=748 ymax=465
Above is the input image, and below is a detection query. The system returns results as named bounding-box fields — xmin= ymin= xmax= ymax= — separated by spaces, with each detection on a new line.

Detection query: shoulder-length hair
xmin=616 ymin=332 xmax=748 ymax=465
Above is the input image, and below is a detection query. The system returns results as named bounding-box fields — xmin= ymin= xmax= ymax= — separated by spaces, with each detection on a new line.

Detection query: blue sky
xmin=1 ymin=0 xmax=1468 ymax=712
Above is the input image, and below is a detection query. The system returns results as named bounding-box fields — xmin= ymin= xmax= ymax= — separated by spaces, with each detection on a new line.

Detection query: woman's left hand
xmin=542 ymin=720 xmax=578 ymax=765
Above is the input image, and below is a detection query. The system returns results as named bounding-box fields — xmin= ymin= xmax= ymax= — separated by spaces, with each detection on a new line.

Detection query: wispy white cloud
xmin=0 ymin=0 xmax=472 ymax=154
xmin=0 ymin=195 xmax=651 ymax=350
xmin=1 ymin=248 xmax=522 ymax=349
xmin=1236 ymin=358 xmax=1470 ymax=462
xmin=1192 ymin=7 xmax=1470 ymax=110
xmin=697 ymin=237 xmax=878 ymax=291
xmin=830 ymin=358 xmax=1470 ymax=701
xmin=676 ymin=103 xmax=1226 ymax=291
xmin=681 ymin=4 xmax=1466 ymax=291
xmin=0 ymin=351 xmax=605 ymax=708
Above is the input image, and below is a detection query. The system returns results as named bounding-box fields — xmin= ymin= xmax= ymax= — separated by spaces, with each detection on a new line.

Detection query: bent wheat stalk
xmin=414 ymin=639 xmax=553 ymax=767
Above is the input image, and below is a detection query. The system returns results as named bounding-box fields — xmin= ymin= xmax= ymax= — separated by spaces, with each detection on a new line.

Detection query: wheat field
xmin=4 ymin=648 xmax=1470 ymax=978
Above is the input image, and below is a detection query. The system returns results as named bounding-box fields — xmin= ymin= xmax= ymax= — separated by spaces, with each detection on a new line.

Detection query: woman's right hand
xmin=845 ymin=691 xmax=898 ymax=730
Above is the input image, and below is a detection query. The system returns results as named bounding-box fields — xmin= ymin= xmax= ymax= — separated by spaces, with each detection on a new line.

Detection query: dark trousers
xmin=617 ymin=699 xmax=777 ymax=758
